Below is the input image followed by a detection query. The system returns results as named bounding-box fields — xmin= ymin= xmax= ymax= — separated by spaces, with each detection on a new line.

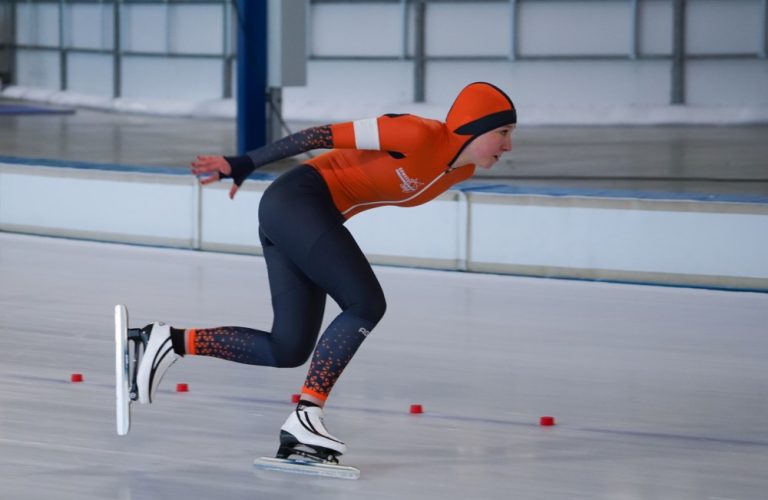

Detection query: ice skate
xmin=253 ymin=406 xmax=360 ymax=479
xmin=277 ymin=406 xmax=347 ymax=461
xmin=115 ymin=305 xmax=179 ymax=434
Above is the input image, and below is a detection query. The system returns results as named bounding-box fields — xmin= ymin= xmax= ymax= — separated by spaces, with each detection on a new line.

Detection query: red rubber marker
xmin=176 ymin=383 xmax=189 ymax=393
xmin=70 ymin=373 xmax=83 ymax=383
xmin=540 ymin=416 xmax=556 ymax=426
xmin=291 ymin=394 xmax=301 ymax=404
xmin=409 ymin=404 xmax=424 ymax=414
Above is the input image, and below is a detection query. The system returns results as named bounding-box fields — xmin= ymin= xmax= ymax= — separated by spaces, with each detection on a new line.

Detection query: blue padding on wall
xmin=0 ymin=104 xmax=76 ymax=115
xmin=1 ymin=155 xmax=765 ymax=204
xmin=454 ymin=181 xmax=768 ymax=204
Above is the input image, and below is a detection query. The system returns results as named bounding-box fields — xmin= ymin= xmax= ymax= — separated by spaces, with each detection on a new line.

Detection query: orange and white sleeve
xmin=329 ymin=115 xmax=429 ymax=153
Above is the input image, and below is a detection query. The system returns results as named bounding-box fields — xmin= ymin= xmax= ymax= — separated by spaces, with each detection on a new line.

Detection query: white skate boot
xmin=278 ymin=406 xmax=347 ymax=462
xmin=136 ymin=322 xmax=179 ymax=404
xmin=254 ymin=406 xmax=360 ymax=479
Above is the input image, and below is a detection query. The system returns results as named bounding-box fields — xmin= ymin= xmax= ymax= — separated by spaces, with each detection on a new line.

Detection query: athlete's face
xmin=467 ymin=124 xmax=515 ymax=169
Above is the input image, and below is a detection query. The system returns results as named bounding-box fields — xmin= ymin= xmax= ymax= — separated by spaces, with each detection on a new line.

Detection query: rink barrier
xmin=1 ymin=158 xmax=767 ymax=292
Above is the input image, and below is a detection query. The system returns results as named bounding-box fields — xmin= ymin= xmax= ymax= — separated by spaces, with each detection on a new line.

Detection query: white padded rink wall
xmin=1 ymin=158 xmax=767 ymax=291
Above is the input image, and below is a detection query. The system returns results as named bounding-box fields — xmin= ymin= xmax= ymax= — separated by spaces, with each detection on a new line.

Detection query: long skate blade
xmin=253 ymin=457 xmax=360 ymax=480
xmin=115 ymin=304 xmax=131 ymax=436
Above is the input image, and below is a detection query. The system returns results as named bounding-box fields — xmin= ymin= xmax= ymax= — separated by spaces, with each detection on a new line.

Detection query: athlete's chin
xmin=478 ymin=159 xmax=497 ymax=169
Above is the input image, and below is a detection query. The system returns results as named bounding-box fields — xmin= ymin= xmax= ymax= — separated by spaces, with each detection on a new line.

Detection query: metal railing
xmin=1 ymin=0 xmax=767 ymax=104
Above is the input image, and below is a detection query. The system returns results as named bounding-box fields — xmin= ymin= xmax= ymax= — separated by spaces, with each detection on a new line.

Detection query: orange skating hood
xmin=446 ymin=82 xmax=516 ymax=137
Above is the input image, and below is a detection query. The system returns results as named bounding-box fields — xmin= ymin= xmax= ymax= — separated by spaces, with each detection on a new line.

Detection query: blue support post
xmin=236 ymin=0 xmax=268 ymax=154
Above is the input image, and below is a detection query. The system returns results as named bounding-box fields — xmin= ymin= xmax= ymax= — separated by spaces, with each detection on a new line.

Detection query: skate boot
xmin=277 ymin=406 xmax=347 ymax=464
xmin=135 ymin=322 xmax=179 ymax=404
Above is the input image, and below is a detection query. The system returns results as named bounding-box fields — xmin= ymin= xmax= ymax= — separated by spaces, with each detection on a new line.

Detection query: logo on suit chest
xmin=395 ymin=167 xmax=425 ymax=193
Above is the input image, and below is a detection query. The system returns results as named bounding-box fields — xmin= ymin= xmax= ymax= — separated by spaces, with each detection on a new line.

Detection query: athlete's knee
xmin=369 ymin=292 xmax=387 ymax=324
xmin=349 ymin=289 xmax=387 ymax=326
xmin=275 ymin=355 xmax=309 ymax=369
xmin=269 ymin=331 xmax=316 ymax=368
xmin=273 ymin=344 xmax=313 ymax=368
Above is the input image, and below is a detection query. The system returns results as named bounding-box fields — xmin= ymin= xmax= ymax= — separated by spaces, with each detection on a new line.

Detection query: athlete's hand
xmin=191 ymin=155 xmax=231 ymax=182
xmin=190 ymin=155 xmax=239 ymax=199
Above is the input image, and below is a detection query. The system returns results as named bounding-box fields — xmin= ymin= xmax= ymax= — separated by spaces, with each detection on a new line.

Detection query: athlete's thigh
xmin=302 ymin=224 xmax=385 ymax=317
xmin=260 ymin=229 xmax=326 ymax=345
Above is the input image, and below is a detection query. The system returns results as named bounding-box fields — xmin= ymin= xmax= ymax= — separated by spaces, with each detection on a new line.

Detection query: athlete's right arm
xmin=190 ymin=125 xmax=334 ymax=199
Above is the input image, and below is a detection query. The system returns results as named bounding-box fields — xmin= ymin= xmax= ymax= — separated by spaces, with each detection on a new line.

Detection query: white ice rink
xmin=0 ymin=231 xmax=766 ymax=500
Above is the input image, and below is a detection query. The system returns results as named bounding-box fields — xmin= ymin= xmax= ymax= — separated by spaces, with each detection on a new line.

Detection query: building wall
xmin=7 ymin=0 xmax=768 ymax=108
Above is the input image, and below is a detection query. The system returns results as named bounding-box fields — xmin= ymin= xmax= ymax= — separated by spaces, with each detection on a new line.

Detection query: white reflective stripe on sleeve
xmin=352 ymin=118 xmax=381 ymax=150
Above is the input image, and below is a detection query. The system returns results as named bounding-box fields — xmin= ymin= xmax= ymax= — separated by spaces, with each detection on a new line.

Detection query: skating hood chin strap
xmin=444 ymin=82 xmax=517 ymax=167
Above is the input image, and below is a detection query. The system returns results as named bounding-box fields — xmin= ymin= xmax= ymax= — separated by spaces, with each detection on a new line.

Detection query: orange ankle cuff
xmin=186 ymin=329 xmax=197 ymax=355
xmin=300 ymin=386 xmax=329 ymax=402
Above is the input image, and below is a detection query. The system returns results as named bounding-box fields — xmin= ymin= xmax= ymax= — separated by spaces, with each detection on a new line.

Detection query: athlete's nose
xmin=501 ymin=135 xmax=512 ymax=152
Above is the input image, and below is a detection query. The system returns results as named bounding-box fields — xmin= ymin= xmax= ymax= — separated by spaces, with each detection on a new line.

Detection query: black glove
xmin=221 ymin=155 xmax=257 ymax=187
